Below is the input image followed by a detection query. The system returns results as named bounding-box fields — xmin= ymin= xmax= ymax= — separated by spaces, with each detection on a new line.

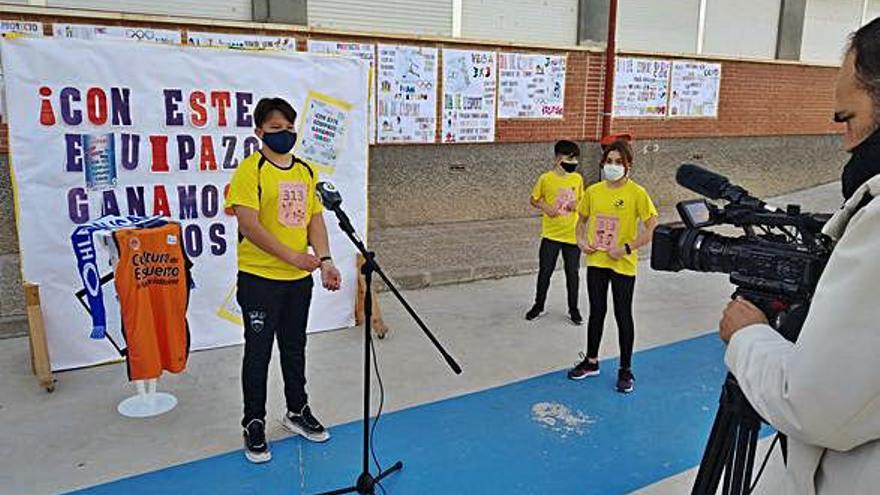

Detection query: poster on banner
xmin=498 ymin=52 xmax=566 ymax=119
xmin=307 ymin=40 xmax=376 ymax=144
xmin=53 ymin=23 xmax=182 ymax=45
xmin=294 ymin=91 xmax=352 ymax=172
xmin=0 ymin=20 xmax=44 ymax=122
xmin=1 ymin=37 xmax=369 ymax=371
xmin=612 ymin=57 xmax=671 ymax=117
xmin=376 ymin=44 xmax=438 ymax=143
xmin=670 ymin=60 xmax=722 ymax=118
xmin=186 ymin=31 xmax=296 ymax=51
xmin=442 ymin=49 xmax=496 ymax=143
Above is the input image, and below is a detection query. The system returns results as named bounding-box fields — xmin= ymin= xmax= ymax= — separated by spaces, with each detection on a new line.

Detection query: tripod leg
xmin=692 ymin=405 xmax=736 ymax=495
xmin=742 ymin=425 xmax=761 ymax=494
xmin=729 ymin=421 xmax=752 ymax=495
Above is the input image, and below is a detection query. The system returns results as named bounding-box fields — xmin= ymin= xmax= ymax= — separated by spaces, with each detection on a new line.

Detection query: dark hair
xmin=554 ymin=140 xmax=580 ymax=157
xmin=253 ymin=97 xmax=298 ymax=128
xmin=601 ymin=139 xmax=634 ymax=167
xmin=849 ymin=18 xmax=880 ymax=111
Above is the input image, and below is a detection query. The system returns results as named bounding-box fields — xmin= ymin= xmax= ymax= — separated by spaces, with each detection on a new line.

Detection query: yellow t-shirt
xmin=225 ymin=151 xmax=323 ymax=281
xmin=531 ymin=170 xmax=584 ymax=245
xmin=578 ymin=179 xmax=657 ymax=277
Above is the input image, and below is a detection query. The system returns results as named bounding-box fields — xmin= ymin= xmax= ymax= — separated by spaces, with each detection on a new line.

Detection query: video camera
xmin=651 ymin=164 xmax=834 ymax=341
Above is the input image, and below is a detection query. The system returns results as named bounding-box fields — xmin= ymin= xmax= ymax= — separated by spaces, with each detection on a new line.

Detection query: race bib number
xmin=555 ymin=187 xmax=577 ymax=215
xmin=278 ymin=182 xmax=308 ymax=227
xmin=594 ymin=214 xmax=620 ymax=251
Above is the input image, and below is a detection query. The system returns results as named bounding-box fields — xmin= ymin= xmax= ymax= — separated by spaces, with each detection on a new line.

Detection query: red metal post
xmin=601 ymin=0 xmax=619 ymax=139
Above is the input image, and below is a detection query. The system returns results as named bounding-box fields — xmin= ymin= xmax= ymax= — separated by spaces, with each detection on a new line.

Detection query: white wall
xmin=617 ymin=0 xmax=700 ymax=53
xmin=309 ymin=0 xmax=453 ymax=36
xmin=801 ymin=0 xmax=861 ymax=64
xmin=702 ymin=0 xmax=781 ymax=58
xmin=460 ymin=0 xmax=578 ymax=45
xmin=46 ymin=0 xmax=251 ymax=20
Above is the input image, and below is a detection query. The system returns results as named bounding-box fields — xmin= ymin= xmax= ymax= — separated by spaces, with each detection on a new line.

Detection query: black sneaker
xmin=567 ymin=353 xmax=600 ymax=380
xmin=243 ymin=419 xmax=271 ymax=463
xmin=525 ymin=305 xmax=546 ymax=321
xmin=569 ymin=309 xmax=584 ymax=326
xmin=283 ymin=405 xmax=331 ymax=443
xmin=617 ymin=368 xmax=635 ymax=393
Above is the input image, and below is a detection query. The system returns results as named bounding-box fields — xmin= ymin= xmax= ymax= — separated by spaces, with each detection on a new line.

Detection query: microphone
xmin=316 ymin=181 xmax=343 ymax=211
xmin=676 ymin=164 xmax=771 ymax=211
xmin=316 ymin=181 xmax=355 ymax=235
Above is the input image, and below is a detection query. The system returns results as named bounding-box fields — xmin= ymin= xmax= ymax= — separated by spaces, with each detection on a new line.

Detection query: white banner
xmin=442 ymin=49 xmax=496 ymax=143
xmin=377 ymin=44 xmax=438 ymax=143
xmin=498 ymin=52 xmax=566 ymax=119
xmin=2 ymin=38 xmax=369 ymax=371
xmin=53 ymin=23 xmax=182 ymax=45
xmin=307 ymin=40 xmax=377 ymax=144
xmin=670 ymin=60 xmax=722 ymax=118
xmin=613 ymin=57 xmax=671 ymax=118
xmin=186 ymin=31 xmax=296 ymax=51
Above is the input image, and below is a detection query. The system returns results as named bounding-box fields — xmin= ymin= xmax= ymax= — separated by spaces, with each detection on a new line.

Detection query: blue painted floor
xmin=69 ymin=334 xmax=764 ymax=495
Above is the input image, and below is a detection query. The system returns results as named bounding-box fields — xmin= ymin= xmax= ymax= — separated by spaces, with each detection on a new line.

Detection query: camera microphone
xmin=316 ymin=181 xmax=343 ymax=211
xmin=676 ymin=164 xmax=775 ymax=211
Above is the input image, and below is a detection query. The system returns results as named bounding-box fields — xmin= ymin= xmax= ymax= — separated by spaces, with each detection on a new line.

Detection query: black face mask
xmin=561 ymin=161 xmax=578 ymax=173
xmin=842 ymin=129 xmax=880 ymax=199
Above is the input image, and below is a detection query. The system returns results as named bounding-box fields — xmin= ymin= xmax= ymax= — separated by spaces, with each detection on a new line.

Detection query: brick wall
xmin=0 ymin=8 xmax=843 ymax=155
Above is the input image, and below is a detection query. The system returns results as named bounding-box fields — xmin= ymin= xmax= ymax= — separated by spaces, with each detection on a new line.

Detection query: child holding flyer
xmin=525 ymin=140 xmax=584 ymax=325
xmin=568 ymin=136 xmax=658 ymax=393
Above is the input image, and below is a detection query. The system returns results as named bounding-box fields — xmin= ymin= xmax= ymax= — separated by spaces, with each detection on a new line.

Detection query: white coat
xmin=726 ymin=174 xmax=880 ymax=495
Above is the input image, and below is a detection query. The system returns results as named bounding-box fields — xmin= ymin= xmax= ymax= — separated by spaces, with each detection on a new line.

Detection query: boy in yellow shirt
xmin=567 ymin=137 xmax=658 ymax=394
xmin=225 ymin=97 xmax=342 ymax=463
xmin=526 ymin=140 xmax=584 ymax=325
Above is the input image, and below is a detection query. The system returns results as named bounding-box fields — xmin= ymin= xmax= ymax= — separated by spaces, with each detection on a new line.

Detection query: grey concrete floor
xmin=0 ymin=182 xmax=843 ymax=495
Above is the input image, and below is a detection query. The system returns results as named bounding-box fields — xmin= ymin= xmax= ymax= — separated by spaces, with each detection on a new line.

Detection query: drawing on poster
xmin=498 ymin=53 xmax=566 ymax=119
xmin=376 ymin=44 xmax=438 ymax=144
xmin=670 ymin=60 xmax=721 ymax=118
xmin=53 ymin=24 xmax=181 ymax=44
xmin=187 ymin=31 xmax=296 ymax=51
xmin=612 ymin=57 xmax=671 ymax=118
xmin=442 ymin=49 xmax=496 ymax=143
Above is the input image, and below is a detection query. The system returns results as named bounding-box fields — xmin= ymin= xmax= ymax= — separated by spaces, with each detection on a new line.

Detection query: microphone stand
xmin=315 ymin=203 xmax=462 ymax=495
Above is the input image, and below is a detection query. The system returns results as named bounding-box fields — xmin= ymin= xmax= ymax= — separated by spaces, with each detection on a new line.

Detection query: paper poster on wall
xmin=442 ymin=49 xmax=496 ymax=143
xmin=307 ymin=40 xmax=376 ymax=144
xmin=613 ymin=57 xmax=671 ymax=118
xmin=2 ymin=37 xmax=369 ymax=371
xmin=187 ymin=31 xmax=296 ymax=51
xmin=53 ymin=23 xmax=182 ymax=45
xmin=498 ymin=52 xmax=566 ymax=119
xmin=0 ymin=20 xmax=43 ymax=37
xmin=294 ymin=91 xmax=352 ymax=172
xmin=670 ymin=60 xmax=722 ymax=118
xmin=0 ymin=20 xmax=43 ymax=122
xmin=376 ymin=44 xmax=438 ymax=144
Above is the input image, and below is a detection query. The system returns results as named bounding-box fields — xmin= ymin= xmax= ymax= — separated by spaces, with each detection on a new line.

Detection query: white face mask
xmin=602 ymin=163 xmax=626 ymax=182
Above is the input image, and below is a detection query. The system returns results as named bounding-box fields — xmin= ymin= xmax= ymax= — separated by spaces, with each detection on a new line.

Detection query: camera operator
xmin=719 ymin=19 xmax=880 ymax=494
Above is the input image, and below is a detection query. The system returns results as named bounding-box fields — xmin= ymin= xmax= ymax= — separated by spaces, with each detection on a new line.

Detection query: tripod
xmin=691 ymin=373 xmax=765 ymax=495
xmin=315 ymin=183 xmax=462 ymax=495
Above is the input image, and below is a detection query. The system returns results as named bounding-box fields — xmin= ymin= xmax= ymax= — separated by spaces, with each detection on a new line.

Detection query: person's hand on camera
xmin=720 ymin=297 xmax=768 ymax=343
xmin=607 ymin=245 xmax=626 ymax=260
xmin=290 ymin=253 xmax=322 ymax=272
xmin=321 ymin=261 xmax=342 ymax=291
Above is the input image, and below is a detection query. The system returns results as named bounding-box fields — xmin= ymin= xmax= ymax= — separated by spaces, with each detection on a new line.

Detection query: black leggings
xmin=534 ymin=238 xmax=581 ymax=312
xmin=586 ymin=267 xmax=636 ymax=369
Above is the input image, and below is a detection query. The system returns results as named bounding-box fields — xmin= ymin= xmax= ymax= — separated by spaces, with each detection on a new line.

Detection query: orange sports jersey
xmin=113 ymin=223 xmax=192 ymax=381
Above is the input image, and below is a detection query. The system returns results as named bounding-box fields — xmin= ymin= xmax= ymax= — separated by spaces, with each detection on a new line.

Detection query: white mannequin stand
xmin=93 ymin=225 xmax=178 ymax=418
